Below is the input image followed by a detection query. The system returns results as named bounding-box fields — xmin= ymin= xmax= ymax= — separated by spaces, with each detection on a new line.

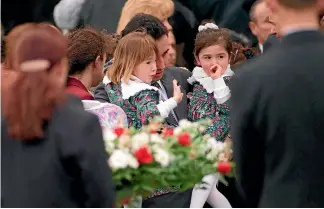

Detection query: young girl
xmin=103 ymin=31 xmax=183 ymax=129
xmin=188 ymin=21 xmax=233 ymax=208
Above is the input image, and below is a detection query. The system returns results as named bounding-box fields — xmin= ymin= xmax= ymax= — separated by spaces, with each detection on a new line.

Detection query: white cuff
xmin=213 ymin=78 xmax=231 ymax=104
xmin=157 ymin=98 xmax=177 ymax=118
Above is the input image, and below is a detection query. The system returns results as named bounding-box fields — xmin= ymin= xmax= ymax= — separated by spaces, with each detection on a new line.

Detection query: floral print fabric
xmin=188 ymin=76 xmax=232 ymax=141
xmin=104 ymin=82 xmax=161 ymax=129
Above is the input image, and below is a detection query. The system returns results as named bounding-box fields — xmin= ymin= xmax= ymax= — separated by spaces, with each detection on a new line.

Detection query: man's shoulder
xmin=233 ymin=52 xmax=279 ymax=86
xmin=55 ymin=97 xmax=100 ymax=132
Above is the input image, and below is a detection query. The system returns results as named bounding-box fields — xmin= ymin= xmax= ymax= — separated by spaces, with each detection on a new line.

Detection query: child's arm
xmin=213 ymin=77 xmax=231 ymax=104
xmin=132 ymin=90 xmax=177 ymax=125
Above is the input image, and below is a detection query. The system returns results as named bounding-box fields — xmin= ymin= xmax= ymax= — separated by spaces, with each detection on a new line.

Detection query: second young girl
xmin=188 ymin=21 xmax=234 ymax=208
xmin=103 ymin=31 xmax=183 ymax=129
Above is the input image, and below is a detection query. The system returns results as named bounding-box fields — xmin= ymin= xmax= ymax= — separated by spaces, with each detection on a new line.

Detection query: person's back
xmin=231 ymin=0 xmax=324 ymax=207
xmin=255 ymin=30 xmax=324 ymax=207
xmin=1 ymin=23 xmax=115 ymax=207
xmin=1 ymin=96 xmax=115 ymax=207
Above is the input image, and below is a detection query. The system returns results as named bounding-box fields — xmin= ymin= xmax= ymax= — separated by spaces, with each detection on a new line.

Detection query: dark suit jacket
xmin=177 ymin=0 xmax=256 ymax=45
xmin=231 ymin=30 xmax=324 ymax=207
xmin=160 ymin=67 xmax=192 ymax=121
xmin=1 ymin=95 xmax=115 ymax=207
xmin=94 ymin=67 xmax=192 ymax=123
xmin=263 ymin=34 xmax=280 ymax=53
xmin=78 ymin=0 xmax=126 ymax=32
xmin=2 ymin=0 xmax=60 ymax=35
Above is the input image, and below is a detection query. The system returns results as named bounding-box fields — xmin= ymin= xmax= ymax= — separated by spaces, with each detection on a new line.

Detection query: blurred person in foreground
xmin=231 ymin=0 xmax=324 ymax=207
xmin=1 ymin=23 xmax=115 ymax=208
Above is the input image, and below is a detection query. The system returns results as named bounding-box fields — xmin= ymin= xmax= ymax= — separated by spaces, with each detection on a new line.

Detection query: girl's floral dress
xmin=102 ymin=76 xmax=177 ymax=130
xmin=187 ymin=66 xmax=234 ymax=141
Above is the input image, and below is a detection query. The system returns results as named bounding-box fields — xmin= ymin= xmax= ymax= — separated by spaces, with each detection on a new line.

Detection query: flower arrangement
xmin=104 ymin=118 xmax=234 ymax=207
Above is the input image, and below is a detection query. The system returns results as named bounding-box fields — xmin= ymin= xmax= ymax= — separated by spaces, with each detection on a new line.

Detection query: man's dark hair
xmin=278 ymin=0 xmax=317 ymax=9
xmin=121 ymin=13 xmax=168 ymax=40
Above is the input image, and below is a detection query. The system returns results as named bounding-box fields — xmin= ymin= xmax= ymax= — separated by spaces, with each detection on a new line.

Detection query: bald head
xmin=249 ymin=0 xmax=276 ymax=44
xmin=250 ymin=1 xmax=268 ymax=22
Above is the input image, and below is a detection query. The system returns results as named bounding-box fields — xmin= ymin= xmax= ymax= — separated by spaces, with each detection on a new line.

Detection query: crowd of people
xmin=1 ymin=0 xmax=324 ymax=208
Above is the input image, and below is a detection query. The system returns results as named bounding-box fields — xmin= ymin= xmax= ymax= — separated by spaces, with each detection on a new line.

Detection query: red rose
xmin=114 ymin=127 xmax=124 ymax=137
xmin=217 ymin=162 xmax=232 ymax=174
xmin=120 ymin=196 xmax=131 ymax=205
xmin=149 ymin=129 xmax=158 ymax=134
xmin=135 ymin=146 xmax=153 ymax=164
xmin=162 ymin=128 xmax=174 ymax=137
xmin=177 ymin=132 xmax=191 ymax=146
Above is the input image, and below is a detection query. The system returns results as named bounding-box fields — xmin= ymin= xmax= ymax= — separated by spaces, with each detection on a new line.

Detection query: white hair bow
xmin=198 ymin=23 xmax=219 ymax=32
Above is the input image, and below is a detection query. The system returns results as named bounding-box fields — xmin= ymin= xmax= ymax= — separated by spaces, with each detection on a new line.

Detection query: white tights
xmin=190 ymin=174 xmax=232 ymax=208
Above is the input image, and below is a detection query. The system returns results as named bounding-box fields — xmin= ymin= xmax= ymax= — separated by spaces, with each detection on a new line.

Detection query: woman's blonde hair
xmin=117 ymin=0 xmax=174 ymax=34
xmin=108 ymin=31 xmax=158 ymax=84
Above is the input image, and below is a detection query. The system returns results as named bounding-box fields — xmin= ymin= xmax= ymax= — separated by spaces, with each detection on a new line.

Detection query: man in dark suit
xmin=94 ymin=14 xmax=192 ymax=128
xmin=93 ymin=14 xmax=193 ymax=207
xmin=248 ymin=0 xmax=276 ymax=53
xmin=231 ymin=0 xmax=324 ymax=207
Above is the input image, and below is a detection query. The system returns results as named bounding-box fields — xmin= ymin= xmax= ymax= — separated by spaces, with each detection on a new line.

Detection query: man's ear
xmin=195 ymin=55 xmax=201 ymax=66
xmin=93 ymin=55 xmax=102 ymax=70
xmin=249 ymin=21 xmax=258 ymax=36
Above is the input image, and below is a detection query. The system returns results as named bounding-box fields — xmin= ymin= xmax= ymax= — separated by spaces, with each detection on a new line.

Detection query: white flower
xmin=199 ymin=125 xmax=207 ymax=132
xmin=150 ymin=134 xmax=165 ymax=145
xmin=131 ymin=132 xmax=150 ymax=152
xmin=153 ymin=148 xmax=172 ymax=167
xmin=218 ymin=152 xmax=228 ymax=162
xmin=174 ymin=127 xmax=183 ymax=135
xmin=127 ymin=154 xmax=139 ymax=169
xmin=103 ymin=129 xmax=117 ymax=152
xmin=207 ymin=138 xmax=224 ymax=152
xmin=118 ymin=135 xmax=131 ymax=149
xmin=108 ymin=150 xmax=130 ymax=170
xmin=103 ymin=129 xmax=117 ymax=142
xmin=179 ymin=119 xmax=193 ymax=129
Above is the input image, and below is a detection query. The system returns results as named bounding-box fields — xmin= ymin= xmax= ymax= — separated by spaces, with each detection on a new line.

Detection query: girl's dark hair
xmin=2 ymin=23 xmax=67 ymax=140
xmin=194 ymin=20 xmax=232 ymax=57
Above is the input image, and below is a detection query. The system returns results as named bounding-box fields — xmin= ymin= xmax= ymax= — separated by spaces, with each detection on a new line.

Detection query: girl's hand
xmin=209 ymin=64 xmax=223 ymax=80
xmin=172 ymin=79 xmax=183 ymax=103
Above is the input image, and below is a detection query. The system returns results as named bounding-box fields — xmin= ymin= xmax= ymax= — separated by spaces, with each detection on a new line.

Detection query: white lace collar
xmin=187 ymin=65 xmax=233 ymax=93
xmin=102 ymin=75 xmax=111 ymax=85
xmin=121 ymin=76 xmax=158 ymax=99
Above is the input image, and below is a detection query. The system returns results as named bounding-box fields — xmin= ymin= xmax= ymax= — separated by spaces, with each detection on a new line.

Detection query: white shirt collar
xmin=187 ymin=65 xmax=233 ymax=93
xmin=259 ymin=43 xmax=263 ymax=53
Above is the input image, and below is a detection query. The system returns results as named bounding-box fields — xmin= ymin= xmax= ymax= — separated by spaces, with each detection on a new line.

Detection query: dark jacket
xmin=231 ymin=30 xmax=324 ymax=207
xmin=1 ymin=95 xmax=115 ymax=207
xmin=78 ymin=0 xmax=126 ymax=32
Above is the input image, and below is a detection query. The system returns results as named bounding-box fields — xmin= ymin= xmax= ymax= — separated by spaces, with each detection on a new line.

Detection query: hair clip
xmin=198 ymin=23 xmax=219 ymax=32
xmin=19 ymin=59 xmax=51 ymax=72
xmin=103 ymin=59 xmax=114 ymax=72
